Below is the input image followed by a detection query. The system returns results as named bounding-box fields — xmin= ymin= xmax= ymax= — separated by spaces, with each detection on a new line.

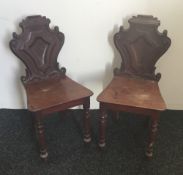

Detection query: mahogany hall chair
xmin=97 ymin=15 xmax=171 ymax=159
xmin=9 ymin=15 xmax=93 ymax=160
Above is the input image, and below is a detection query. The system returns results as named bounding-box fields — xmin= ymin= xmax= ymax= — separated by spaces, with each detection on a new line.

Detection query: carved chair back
xmin=10 ymin=15 xmax=65 ymax=84
xmin=114 ymin=15 xmax=171 ymax=81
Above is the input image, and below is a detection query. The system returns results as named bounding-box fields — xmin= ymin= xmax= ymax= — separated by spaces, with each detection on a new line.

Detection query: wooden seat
xmin=26 ymin=76 xmax=93 ymax=112
xmin=97 ymin=75 xmax=166 ymax=111
xmin=97 ymin=15 xmax=171 ymax=159
xmin=9 ymin=15 xmax=93 ymax=160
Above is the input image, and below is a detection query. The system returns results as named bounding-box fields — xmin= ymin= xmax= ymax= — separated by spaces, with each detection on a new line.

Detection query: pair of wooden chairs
xmin=9 ymin=15 xmax=171 ymax=161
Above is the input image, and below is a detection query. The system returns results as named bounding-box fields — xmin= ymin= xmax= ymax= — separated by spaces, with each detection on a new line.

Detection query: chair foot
xmin=98 ymin=142 xmax=106 ymax=148
xmin=84 ymin=136 xmax=91 ymax=143
xmin=40 ymin=151 xmax=48 ymax=161
xmin=145 ymin=151 xmax=153 ymax=160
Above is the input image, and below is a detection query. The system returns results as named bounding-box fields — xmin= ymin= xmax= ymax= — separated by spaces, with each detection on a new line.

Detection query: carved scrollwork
xmin=10 ymin=15 xmax=66 ymax=84
xmin=113 ymin=15 xmax=171 ymax=81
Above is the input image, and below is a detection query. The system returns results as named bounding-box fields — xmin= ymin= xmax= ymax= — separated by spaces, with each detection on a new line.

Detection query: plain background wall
xmin=0 ymin=0 xmax=182 ymax=109
xmin=147 ymin=0 xmax=183 ymax=109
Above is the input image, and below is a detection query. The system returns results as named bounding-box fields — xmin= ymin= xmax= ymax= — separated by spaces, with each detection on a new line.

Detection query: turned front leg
xmin=34 ymin=112 xmax=48 ymax=160
xmin=83 ymin=98 xmax=91 ymax=143
xmin=146 ymin=112 xmax=160 ymax=159
xmin=99 ymin=104 xmax=107 ymax=148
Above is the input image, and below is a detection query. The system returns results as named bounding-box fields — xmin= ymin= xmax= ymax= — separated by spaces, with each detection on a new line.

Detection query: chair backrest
xmin=114 ymin=15 xmax=171 ymax=81
xmin=10 ymin=15 xmax=65 ymax=84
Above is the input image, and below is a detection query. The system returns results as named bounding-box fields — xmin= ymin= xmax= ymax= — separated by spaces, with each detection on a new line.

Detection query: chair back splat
xmin=10 ymin=15 xmax=66 ymax=84
xmin=114 ymin=15 xmax=171 ymax=81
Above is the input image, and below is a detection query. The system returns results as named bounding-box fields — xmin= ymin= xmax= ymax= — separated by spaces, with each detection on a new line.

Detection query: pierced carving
xmin=10 ymin=15 xmax=66 ymax=84
xmin=114 ymin=15 xmax=171 ymax=81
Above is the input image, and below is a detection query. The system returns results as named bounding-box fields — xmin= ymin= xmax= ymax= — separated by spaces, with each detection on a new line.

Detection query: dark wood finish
xmin=97 ymin=75 xmax=166 ymax=110
xmin=83 ymin=98 xmax=91 ymax=142
xmin=114 ymin=15 xmax=171 ymax=81
xmin=10 ymin=15 xmax=66 ymax=84
xmin=97 ymin=15 xmax=171 ymax=159
xmin=34 ymin=112 xmax=48 ymax=160
xmin=146 ymin=112 xmax=159 ymax=158
xmin=98 ymin=103 xmax=107 ymax=147
xmin=10 ymin=15 xmax=93 ymax=160
xmin=24 ymin=76 xmax=93 ymax=112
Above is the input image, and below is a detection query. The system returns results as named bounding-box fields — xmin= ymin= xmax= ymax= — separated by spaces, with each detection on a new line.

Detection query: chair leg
xmin=146 ymin=112 xmax=160 ymax=159
xmin=34 ymin=112 xmax=48 ymax=160
xmin=99 ymin=104 xmax=107 ymax=148
xmin=83 ymin=98 xmax=91 ymax=143
xmin=111 ymin=111 xmax=120 ymax=121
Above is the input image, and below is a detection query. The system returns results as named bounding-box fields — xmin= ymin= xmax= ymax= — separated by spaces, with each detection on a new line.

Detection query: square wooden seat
xmin=26 ymin=76 xmax=93 ymax=112
xmin=97 ymin=75 xmax=166 ymax=111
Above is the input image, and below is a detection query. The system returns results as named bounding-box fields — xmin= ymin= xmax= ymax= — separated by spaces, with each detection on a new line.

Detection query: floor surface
xmin=0 ymin=109 xmax=183 ymax=175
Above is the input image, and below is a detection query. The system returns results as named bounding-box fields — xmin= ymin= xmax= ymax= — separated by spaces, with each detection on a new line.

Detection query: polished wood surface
xmin=97 ymin=15 xmax=171 ymax=159
xmin=9 ymin=15 xmax=93 ymax=160
xmin=25 ymin=76 xmax=93 ymax=112
xmin=113 ymin=15 xmax=171 ymax=81
xmin=10 ymin=15 xmax=65 ymax=84
xmin=97 ymin=75 xmax=166 ymax=110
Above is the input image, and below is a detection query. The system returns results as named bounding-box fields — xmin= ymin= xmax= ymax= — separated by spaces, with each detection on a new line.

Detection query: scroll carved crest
xmin=114 ymin=15 xmax=171 ymax=81
xmin=10 ymin=15 xmax=66 ymax=84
